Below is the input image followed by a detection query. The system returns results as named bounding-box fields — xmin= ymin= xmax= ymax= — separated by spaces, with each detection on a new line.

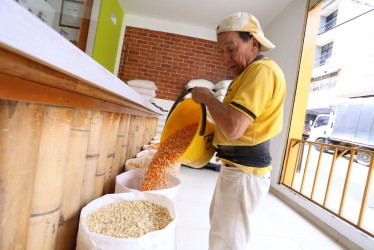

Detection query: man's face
xmin=217 ymin=32 xmax=258 ymax=75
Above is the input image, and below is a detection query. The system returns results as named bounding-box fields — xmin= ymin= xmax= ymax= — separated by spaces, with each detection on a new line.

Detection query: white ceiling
xmin=119 ymin=0 xmax=295 ymax=30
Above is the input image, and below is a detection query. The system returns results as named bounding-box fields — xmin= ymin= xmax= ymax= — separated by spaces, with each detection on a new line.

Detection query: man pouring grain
xmin=191 ymin=12 xmax=286 ymax=250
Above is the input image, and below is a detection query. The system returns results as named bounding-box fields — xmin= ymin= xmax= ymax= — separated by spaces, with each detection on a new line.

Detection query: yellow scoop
xmin=161 ymin=89 xmax=216 ymax=168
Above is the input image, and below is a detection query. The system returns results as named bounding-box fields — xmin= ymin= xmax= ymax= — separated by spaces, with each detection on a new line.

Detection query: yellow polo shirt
xmin=213 ymin=57 xmax=286 ymax=176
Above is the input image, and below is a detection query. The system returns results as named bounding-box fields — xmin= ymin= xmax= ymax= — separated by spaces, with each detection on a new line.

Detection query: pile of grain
xmin=84 ymin=200 xmax=173 ymax=238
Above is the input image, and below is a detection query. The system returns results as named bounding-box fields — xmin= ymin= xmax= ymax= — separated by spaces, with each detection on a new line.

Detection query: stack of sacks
xmin=136 ymin=136 xmax=160 ymax=159
xmin=214 ymin=80 xmax=232 ymax=102
xmin=156 ymin=111 xmax=168 ymax=137
xmin=127 ymin=79 xmax=157 ymax=103
xmin=184 ymin=79 xmax=215 ymax=99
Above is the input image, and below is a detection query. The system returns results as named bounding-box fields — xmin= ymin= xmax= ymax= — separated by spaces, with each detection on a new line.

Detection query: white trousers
xmin=209 ymin=164 xmax=270 ymax=250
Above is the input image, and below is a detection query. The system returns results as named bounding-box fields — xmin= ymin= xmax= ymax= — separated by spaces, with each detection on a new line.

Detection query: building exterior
xmin=308 ymin=0 xmax=374 ymax=109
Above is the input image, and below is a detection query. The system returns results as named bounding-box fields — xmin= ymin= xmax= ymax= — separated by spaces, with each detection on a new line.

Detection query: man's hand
xmin=191 ymin=87 xmax=215 ymax=104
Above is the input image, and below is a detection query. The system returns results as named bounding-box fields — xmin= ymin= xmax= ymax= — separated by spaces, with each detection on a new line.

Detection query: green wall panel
xmin=92 ymin=0 xmax=124 ymax=73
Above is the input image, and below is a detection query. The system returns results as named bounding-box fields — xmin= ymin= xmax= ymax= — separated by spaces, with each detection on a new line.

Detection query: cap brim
xmin=252 ymin=34 xmax=275 ymax=51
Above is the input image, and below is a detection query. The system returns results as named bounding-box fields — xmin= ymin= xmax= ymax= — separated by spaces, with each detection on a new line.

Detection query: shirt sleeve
xmin=229 ymin=64 xmax=275 ymax=121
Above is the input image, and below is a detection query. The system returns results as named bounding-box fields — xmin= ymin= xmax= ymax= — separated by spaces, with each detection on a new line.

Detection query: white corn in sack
xmin=76 ymin=192 xmax=177 ymax=250
xmin=115 ymin=168 xmax=181 ymax=206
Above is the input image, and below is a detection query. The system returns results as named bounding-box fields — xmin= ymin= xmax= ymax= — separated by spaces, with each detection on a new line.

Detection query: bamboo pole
xmin=54 ymin=217 xmax=80 ymax=250
xmin=135 ymin=116 xmax=145 ymax=155
xmin=103 ymin=113 xmax=120 ymax=194
xmin=93 ymin=112 xmax=113 ymax=199
xmin=27 ymin=106 xmax=73 ymax=249
xmin=0 ymin=100 xmax=44 ymax=250
xmin=119 ymin=114 xmax=131 ymax=173
xmin=80 ymin=110 xmax=102 ymax=207
xmin=126 ymin=115 xmax=138 ymax=160
xmin=56 ymin=108 xmax=91 ymax=250
xmin=112 ymin=114 xmax=128 ymax=181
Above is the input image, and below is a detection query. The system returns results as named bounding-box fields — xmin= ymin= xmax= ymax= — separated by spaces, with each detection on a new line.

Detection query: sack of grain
xmin=76 ymin=192 xmax=177 ymax=250
xmin=142 ymin=143 xmax=160 ymax=150
xmin=127 ymin=80 xmax=157 ymax=90
xmin=185 ymin=79 xmax=215 ymax=90
xmin=136 ymin=149 xmax=157 ymax=159
xmin=125 ymin=158 xmax=152 ymax=171
xmin=115 ymin=168 xmax=181 ymax=206
xmin=215 ymin=80 xmax=232 ymax=90
xmin=131 ymin=87 xmax=156 ymax=97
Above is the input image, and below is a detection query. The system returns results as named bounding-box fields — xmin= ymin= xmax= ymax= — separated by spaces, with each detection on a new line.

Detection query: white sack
xmin=115 ymin=168 xmax=181 ymax=206
xmin=76 ymin=192 xmax=177 ymax=250
xmin=216 ymin=95 xmax=225 ymax=102
xmin=131 ymin=87 xmax=157 ymax=97
xmin=186 ymin=79 xmax=215 ymax=89
xmin=127 ymin=79 xmax=157 ymax=90
xmin=214 ymin=88 xmax=227 ymax=97
xmin=215 ymin=80 xmax=232 ymax=90
xmin=136 ymin=149 xmax=157 ymax=159
xmin=142 ymin=94 xmax=155 ymax=102
xmin=125 ymin=158 xmax=152 ymax=172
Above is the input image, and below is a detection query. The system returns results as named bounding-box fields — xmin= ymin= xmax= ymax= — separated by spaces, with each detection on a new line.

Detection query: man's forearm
xmin=203 ymin=95 xmax=250 ymax=140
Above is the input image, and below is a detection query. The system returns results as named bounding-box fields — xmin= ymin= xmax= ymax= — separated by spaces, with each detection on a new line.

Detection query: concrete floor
xmin=175 ymin=165 xmax=347 ymax=250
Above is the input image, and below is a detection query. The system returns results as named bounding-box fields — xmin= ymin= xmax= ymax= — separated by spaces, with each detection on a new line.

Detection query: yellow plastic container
xmin=161 ymin=91 xmax=216 ymax=168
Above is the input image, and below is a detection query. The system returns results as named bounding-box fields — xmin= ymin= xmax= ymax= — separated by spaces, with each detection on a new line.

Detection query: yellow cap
xmin=216 ymin=12 xmax=275 ymax=51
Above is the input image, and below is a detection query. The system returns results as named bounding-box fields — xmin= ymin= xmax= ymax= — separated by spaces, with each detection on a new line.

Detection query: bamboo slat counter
xmin=0 ymin=2 xmax=161 ymax=249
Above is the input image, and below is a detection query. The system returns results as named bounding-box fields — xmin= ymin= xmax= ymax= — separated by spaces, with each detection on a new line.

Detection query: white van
xmin=307 ymin=113 xmax=333 ymax=142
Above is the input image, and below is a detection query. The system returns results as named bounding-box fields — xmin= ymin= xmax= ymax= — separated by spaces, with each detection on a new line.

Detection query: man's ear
xmin=252 ymin=38 xmax=259 ymax=48
xmin=252 ymin=38 xmax=260 ymax=53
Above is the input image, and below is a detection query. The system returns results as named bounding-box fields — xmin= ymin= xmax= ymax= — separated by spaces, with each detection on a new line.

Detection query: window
xmin=310 ymin=71 xmax=338 ymax=92
xmin=314 ymin=116 xmax=329 ymax=127
xmin=325 ymin=10 xmax=338 ymax=32
xmin=16 ymin=0 xmax=92 ymax=51
xmin=319 ymin=42 xmax=333 ymax=66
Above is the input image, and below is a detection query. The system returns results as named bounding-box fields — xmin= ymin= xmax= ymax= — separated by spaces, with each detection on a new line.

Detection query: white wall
xmin=264 ymin=0 xmax=306 ymax=188
xmin=265 ymin=0 xmax=372 ymax=249
xmin=123 ymin=14 xmax=217 ymax=41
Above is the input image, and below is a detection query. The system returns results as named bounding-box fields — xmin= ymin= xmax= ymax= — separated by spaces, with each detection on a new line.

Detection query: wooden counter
xmin=0 ymin=1 xmax=161 ymax=249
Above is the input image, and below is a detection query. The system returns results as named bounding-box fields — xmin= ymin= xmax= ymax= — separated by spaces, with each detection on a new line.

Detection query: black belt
xmin=216 ymin=140 xmax=272 ymax=168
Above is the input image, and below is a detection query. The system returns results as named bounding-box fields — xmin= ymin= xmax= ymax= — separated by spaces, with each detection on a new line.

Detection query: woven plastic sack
xmin=136 ymin=149 xmax=157 ymax=159
xmin=216 ymin=95 xmax=225 ymax=102
xmin=115 ymin=168 xmax=181 ymax=206
xmin=142 ymin=144 xmax=159 ymax=150
xmin=214 ymin=88 xmax=227 ymax=97
xmin=76 ymin=192 xmax=177 ymax=250
xmin=131 ymin=87 xmax=156 ymax=97
xmin=215 ymin=80 xmax=232 ymax=90
xmin=125 ymin=158 xmax=152 ymax=171
xmin=185 ymin=79 xmax=215 ymax=89
xmin=141 ymin=94 xmax=155 ymax=102
xmin=127 ymin=80 xmax=157 ymax=90
xmin=150 ymin=139 xmax=160 ymax=144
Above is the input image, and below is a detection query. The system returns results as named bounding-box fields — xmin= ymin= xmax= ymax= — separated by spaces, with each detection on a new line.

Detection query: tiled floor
xmin=175 ymin=165 xmax=347 ymax=250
